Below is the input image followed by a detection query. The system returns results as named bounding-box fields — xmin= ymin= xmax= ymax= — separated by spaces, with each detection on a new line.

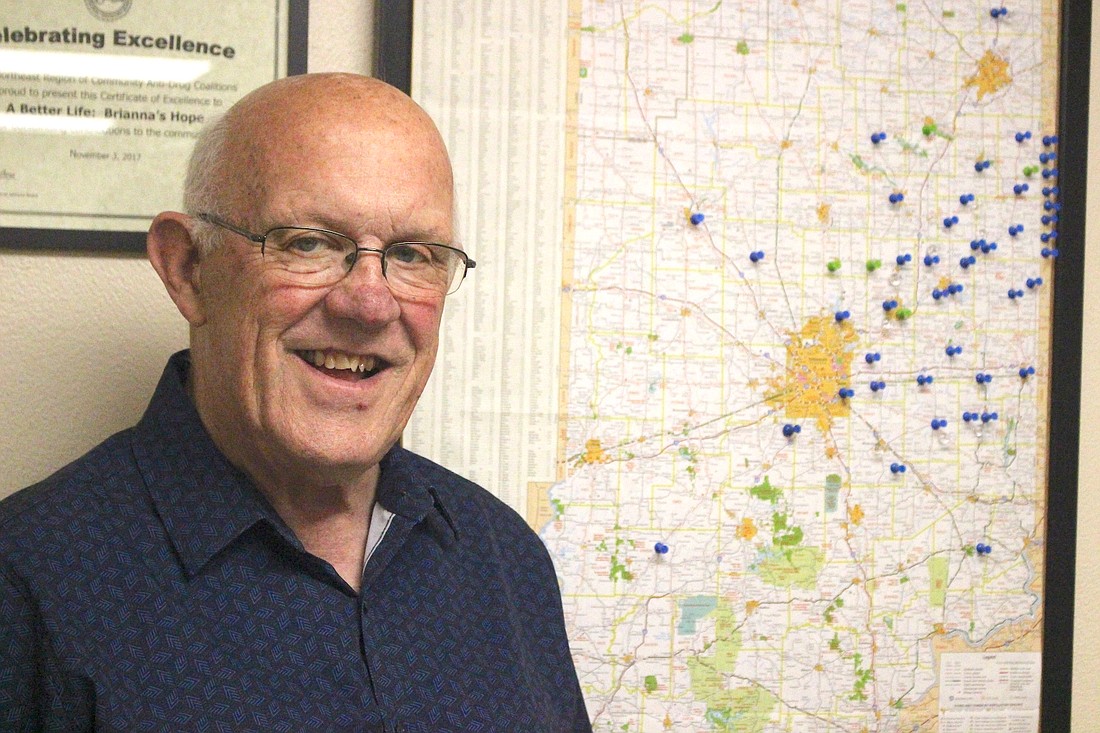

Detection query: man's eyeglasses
xmin=196 ymin=213 xmax=475 ymax=298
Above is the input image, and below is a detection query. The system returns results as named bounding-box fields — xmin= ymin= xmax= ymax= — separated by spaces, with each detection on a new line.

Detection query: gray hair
xmin=182 ymin=112 xmax=232 ymax=255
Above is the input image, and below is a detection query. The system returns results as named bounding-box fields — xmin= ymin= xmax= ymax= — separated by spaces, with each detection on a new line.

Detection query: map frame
xmin=379 ymin=1 xmax=1089 ymax=729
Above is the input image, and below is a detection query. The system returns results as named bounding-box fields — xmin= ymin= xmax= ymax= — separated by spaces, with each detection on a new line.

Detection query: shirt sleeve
xmin=0 ymin=564 xmax=94 ymax=732
xmin=0 ymin=563 xmax=44 ymax=732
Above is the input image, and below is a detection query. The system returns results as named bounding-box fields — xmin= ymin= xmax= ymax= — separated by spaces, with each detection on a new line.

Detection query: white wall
xmin=0 ymin=2 xmax=1096 ymax=728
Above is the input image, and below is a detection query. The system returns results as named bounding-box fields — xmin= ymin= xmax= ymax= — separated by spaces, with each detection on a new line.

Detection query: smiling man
xmin=0 ymin=73 xmax=590 ymax=732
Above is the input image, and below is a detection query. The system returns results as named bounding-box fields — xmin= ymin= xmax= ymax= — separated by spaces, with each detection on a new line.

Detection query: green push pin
xmin=895 ymin=307 xmax=913 ymax=320
xmin=827 ymin=258 xmax=842 ymax=272
xmin=922 ymin=123 xmax=937 ymax=136
xmin=866 ymin=259 xmax=882 ymax=272
xmin=1023 ymin=165 xmax=1039 ymax=177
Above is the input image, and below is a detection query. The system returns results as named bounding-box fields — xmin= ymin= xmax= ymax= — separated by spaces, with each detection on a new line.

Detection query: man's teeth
xmin=306 ymin=350 xmax=377 ymax=373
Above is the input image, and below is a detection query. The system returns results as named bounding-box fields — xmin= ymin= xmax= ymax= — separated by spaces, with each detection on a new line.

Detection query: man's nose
xmin=324 ymin=251 xmax=401 ymax=325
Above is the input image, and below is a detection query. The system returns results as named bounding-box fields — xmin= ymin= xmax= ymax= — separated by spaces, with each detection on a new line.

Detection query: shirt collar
xmin=377 ymin=446 xmax=460 ymax=548
xmin=130 ymin=350 xmax=458 ymax=577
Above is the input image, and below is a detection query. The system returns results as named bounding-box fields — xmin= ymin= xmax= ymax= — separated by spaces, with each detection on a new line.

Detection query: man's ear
xmin=147 ymin=211 xmax=207 ymax=326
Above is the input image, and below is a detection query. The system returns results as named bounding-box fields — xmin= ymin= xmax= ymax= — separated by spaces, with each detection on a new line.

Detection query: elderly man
xmin=0 ymin=74 xmax=590 ymax=731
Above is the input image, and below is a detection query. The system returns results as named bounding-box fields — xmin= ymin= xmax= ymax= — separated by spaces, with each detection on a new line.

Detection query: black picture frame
xmin=0 ymin=0 xmax=309 ymax=255
xmin=387 ymin=1 xmax=1087 ymax=729
xmin=1040 ymin=0 xmax=1088 ymax=729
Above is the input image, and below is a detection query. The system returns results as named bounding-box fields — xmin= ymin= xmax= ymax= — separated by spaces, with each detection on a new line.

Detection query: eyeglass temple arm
xmin=197 ymin=213 xmax=266 ymax=243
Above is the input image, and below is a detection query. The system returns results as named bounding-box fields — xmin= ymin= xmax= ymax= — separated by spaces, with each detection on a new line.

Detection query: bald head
xmin=147 ymin=73 xmax=460 ymax=489
xmin=184 ymin=73 xmax=453 ymax=248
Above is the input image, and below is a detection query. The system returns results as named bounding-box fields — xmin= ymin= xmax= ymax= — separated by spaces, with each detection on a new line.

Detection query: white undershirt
xmin=363 ymin=502 xmax=396 ymax=568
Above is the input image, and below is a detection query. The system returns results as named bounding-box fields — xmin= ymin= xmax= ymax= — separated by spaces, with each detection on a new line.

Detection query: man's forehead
xmin=232 ymin=75 xmax=439 ymax=147
xmin=213 ymin=76 xmax=453 ymax=228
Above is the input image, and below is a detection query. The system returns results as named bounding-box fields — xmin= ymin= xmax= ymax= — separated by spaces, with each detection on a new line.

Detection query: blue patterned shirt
xmin=0 ymin=351 xmax=590 ymax=732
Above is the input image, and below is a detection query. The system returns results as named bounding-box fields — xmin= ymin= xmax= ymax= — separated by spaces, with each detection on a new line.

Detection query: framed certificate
xmin=0 ymin=0 xmax=308 ymax=253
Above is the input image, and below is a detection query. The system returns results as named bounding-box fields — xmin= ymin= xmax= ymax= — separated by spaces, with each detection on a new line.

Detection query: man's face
xmin=187 ymin=86 xmax=455 ymax=485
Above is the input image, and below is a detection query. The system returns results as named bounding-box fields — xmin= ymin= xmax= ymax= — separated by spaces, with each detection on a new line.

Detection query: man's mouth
xmin=297 ymin=349 xmax=384 ymax=381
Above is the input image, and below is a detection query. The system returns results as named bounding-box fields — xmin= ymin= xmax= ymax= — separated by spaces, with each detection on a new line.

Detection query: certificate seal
xmin=85 ymin=0 xmax=133 ymax=22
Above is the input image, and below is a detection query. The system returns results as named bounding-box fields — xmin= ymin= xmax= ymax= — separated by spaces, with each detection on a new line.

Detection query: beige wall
xmin=0 ymin=2 xmax=1096 ymax=728
xmin=1071 ymin=6 xmax=1100 ymax=729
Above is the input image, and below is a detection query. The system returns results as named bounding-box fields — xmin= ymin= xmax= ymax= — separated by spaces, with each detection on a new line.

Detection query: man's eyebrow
xmin=392 ymin=232 xmax=454 ymax=244
xmin=388 ymin=224 xmax=455 ymax=244
xmin=277 ymin=210 xmax=453 ymax=245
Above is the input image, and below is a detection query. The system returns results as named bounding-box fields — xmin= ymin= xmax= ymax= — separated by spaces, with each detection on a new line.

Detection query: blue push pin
xmin=1041 ymin=247 xmax=1060 ymax=258
xmin=949 ymin=283 xmax=964 ymax=295
xmin=838 ymin=387 xmax=855 ymax=399
xmin=959 ymin=193 xmax=975 ymax=205
xmin=943 ymin=216 xmax=959 ymax=229
xmin=1008 ymin=288 xmax=1024 ymax=299
xmin=1019 ymin=366 xmax=1036 ymax=379
xmin=917 ymin=374 xmax=934 ymax=386
xmin=1043 ymin=135 xmax=1059 ymax=146
xmin=991 ymin=6 xmax=1008 ymax=18
xmin=970 ymin=239 xmax=982 ymax=251
xmin=1008 ymin=224 xmax=1024 ymax=237
xmin=750 ymin=250 xmax=765 ymax=263
xmin=1042 ymin=168 xmax=1058 ymax=179
xmin=981 ymin=241 xmax=997 ymax=254
xmin=924 ymin=254 xmax=940 ymax=266
xmin=975 ymin=372 xmax=991 ymax=384
xmin=974 ymin=159 xmax=992 ymax=172
xmin=981 ymin=412 xmax=998 ymax=423
xmin=865 ymin=352 xmax=881 ymax=364
xmin=932 ymin=288 xmax=943 ymax=300
xmin=1026 ymin=277 xmax=1043 ymax=289
xmin=890 ymin=463 xmax=907 ymax=474
xmin=782 ymin=424 xmax=802 ymax=438
xmin=1043 ymin=200 xmax=1062 ymax=211
xmin=871 ymin=131 xmax=887 ymax=144
xmin=654 ymin=542 xmax=670 ymax=555
xmin=889 ymin=192 xmax=905 ymax=204
xmin=1040 ymin=152 xmax=1057 ymax=164
xmin=1040 ymin=231 xmax=1057 ymax=243
xmin=690 ymin=212 xmax=705 ymax=226
xmin=963 ymin=411 xmax=978 ymax=422
xmin=882 ymin=299 xmax=899 ymax=311
xmin=960 ymin=255 xmax=976 ymax=269
xmin=835 ymin=310 xmax=851 ymax=322
xmin=1041 ymin=215 xmax=1057 ymax=225
xmin=931 ymin=418 xmax=948 ymax=430
xmin=975 ymin=542 xmax=992 ymax=555
xmin=946 ymin=345 xmax=962 ymax=357
xmin=1015 ymin=130 xmax=1031 ymax=143
xmin=1013 ymin=183 xmax=1029 ymax=196
xmin=870 ymin=380 xmax=886 ymax=392
xmin=896 ymin=253 xmax=912 ymax=266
